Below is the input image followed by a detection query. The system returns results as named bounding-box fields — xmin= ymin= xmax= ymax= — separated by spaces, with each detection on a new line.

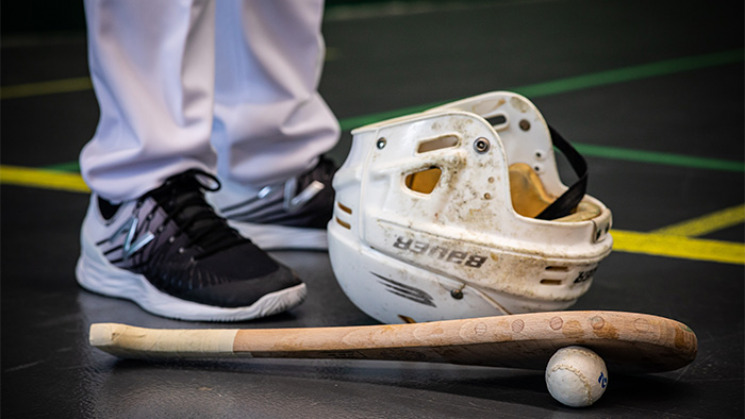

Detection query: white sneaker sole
xmin=76 ymin=229 xmax=307 ymax=322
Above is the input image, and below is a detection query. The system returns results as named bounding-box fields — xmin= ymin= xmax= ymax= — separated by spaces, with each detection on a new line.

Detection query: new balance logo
xmin=218 ymin=179 xmax=325 ymax=218
xmin=100 ymin=215 xmax=154 ymax=261
xmin=284 ymin=178 xmax=325 ymax=213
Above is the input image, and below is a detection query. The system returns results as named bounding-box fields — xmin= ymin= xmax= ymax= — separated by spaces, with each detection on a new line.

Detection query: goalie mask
xmin=328 ymin=92 xmax=612 ymax=324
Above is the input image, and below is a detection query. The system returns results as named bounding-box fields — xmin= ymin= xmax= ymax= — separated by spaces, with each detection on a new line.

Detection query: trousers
xmin=80 ymin=0 xmax=339 ymax=202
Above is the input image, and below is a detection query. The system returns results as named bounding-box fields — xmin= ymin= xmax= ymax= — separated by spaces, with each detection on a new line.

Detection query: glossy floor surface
xmin=2 ymin=1 xmax=743 ymax=417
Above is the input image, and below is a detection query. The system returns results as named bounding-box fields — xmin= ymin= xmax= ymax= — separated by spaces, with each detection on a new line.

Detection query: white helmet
xmin=328 ymin=91 xmax=612 ymax=324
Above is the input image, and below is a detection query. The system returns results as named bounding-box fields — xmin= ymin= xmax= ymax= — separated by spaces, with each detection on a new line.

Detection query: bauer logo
xmin=391 ymin=236 xmax=488 ymax=269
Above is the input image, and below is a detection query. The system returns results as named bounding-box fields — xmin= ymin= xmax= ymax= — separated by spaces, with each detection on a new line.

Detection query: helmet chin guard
xmin=328 ymin=92 xmax=613 ymax=324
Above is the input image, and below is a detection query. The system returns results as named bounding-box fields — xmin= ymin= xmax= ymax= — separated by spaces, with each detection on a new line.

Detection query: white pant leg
xmin=212 ymin=0 xmax=339 ymax=191
xmin=80 ymin=0 xmax=217 ymax=202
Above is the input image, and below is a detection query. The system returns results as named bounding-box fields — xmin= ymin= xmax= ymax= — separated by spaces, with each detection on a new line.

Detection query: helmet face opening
xmin=329 ymin=92 xmax=613 ymax=324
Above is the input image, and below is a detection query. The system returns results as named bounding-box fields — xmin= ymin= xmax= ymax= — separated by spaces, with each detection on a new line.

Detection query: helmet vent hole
xmin=545 ymin=266 xmax=569 ymax=272
xmin=487 ymin=114 xmax=508 ymax=129
xmin=540 ymin=279 xmax=563 ymax=286
xmin=398 ymin=315 xmax=417 ymax=323
xmin=405 ymin=167 xmax=442 ymax=194
xmin=337 ymin=202 xmax=353 ymax=214
xmin=335 ymin=217 xmax=351 ymax=230
xmin=417 ymin=135 xmax=460 ymax=153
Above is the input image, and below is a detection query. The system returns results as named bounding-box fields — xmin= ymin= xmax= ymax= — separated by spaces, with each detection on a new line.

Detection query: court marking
xmin=651 ymin=204 xmax=745 ymax=237
xmin=0 ymin=76 xmax=92 ymax=100
xmin=4 ymin=49 xmax=743 ymax=173
xmin=611 ymin=230 xmax=744 ymax=265
xmin=0 ymin=165 xmax=90 ymax=193
xmin=1 ymin=49 xmax=743 ymax=265
xmin=337 ymin=49 xmax=744 ymax=130
xmin=1 ymin=164 xmax=742 ymax=265
xmin=39 ymin=141 xmax=745 ymax=175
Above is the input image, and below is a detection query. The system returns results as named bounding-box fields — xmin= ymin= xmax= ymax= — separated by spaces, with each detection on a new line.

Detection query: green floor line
xmin=514 ymin=48 xmax=744 ymax=98
xmin=339 ymin=49 xmax=744 ymax=130
xmin=574 ymin=144 xmax=744 ymax=172
xmin=46 ymin=161 xmax=83 ymax=172
xmin=25 ymin=48 xmax=745 ymax=174
xmin=46 ymin=143 xmax=744 ymax=174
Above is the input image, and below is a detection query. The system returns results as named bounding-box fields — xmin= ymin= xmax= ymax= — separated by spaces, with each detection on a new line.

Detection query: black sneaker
xmin=75 ymin=169 xmax=306 ymax=321
xmin=208 ymin=156 xmax=336 ymax=250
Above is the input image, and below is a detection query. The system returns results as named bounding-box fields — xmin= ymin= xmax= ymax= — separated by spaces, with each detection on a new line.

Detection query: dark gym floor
xmin=2 ymin=1 xmax=743 ymax=417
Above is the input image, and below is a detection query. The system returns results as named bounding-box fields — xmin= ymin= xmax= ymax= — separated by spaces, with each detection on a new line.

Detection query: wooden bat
xmin=89 ymin=310 xmax=697 ymax=373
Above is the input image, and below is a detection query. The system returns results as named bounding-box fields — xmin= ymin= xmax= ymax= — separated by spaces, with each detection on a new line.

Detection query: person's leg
xmin=80 ymin=0 xmax=217 ymax=203
xmin=209 ymin=0 xmax=340 ymax=250
xmin=76 ymin=0 xmax=306 ymax=321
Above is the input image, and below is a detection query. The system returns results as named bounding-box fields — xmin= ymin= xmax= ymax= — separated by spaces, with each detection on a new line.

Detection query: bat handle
xmin=90 ymin=323 xmax=239 ymax=359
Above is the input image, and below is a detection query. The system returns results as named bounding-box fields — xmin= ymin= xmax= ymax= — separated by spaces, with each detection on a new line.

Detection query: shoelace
xmin=147 ymin=169 xmax=247 ymax=260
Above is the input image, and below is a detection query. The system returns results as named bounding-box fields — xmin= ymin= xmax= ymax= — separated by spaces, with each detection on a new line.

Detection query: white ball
xmin=545 ymin=346 xmax=608 ymax=407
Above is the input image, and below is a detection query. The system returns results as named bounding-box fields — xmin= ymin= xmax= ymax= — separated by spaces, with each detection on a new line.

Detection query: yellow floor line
xmin=1 ymin=164 xmax=743 ymax=265
xmin=0 ymin=47 xmax=336 ymax=100
xmin=0 ymin=77 xmax=93 ymax=100
xmin=651 ymin=203 xmax=745 ymax=237
xmin=611 ymin=229 xmax=744 ymax=265
xmin=0 ymin=165 xmax=90 ymax=193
